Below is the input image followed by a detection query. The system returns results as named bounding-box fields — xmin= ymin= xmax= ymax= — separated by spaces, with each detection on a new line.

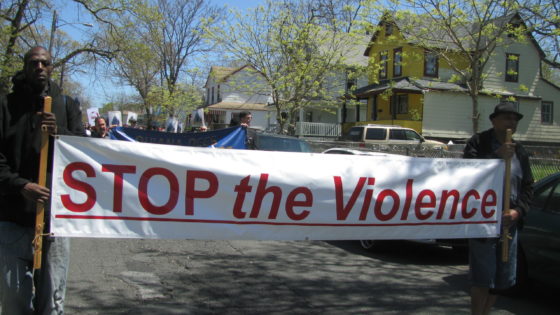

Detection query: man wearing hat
xmin=463 ymin=101 xmax=533 ymax=315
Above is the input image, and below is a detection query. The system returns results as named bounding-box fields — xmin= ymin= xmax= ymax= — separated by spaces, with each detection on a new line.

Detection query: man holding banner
xmin=464 ymin=101 xmax=533 ymax=315
xmin=0 ymin=46 xmax=84 ymax=314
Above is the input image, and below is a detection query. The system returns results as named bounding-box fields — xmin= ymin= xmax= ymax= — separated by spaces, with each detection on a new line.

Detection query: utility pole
xmin=48 ymin=10 xmax=57 ymax=54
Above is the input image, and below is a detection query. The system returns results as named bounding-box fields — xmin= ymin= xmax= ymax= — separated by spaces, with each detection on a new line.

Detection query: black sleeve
xmin=0 ymin=96 xmax=30 ymax=193
xmin=58 ymin=96 xmax=85 ymax=136
xmin=463 ymin=134 xmax=479 ymax=159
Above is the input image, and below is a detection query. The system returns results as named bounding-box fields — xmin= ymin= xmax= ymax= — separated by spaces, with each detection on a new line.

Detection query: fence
xmin=295 ymin=122 xmax=341 ymax=138
xmin=306 ymin=140 xmax=560 ymax=181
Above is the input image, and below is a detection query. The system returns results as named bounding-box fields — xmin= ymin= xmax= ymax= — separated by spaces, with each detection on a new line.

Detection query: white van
xmin=344 ymin=124 xmax=447 ymax=150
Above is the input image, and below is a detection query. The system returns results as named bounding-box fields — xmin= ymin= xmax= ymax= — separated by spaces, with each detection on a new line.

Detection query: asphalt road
xmin=65 ymin=238 xmax=558 ymax=314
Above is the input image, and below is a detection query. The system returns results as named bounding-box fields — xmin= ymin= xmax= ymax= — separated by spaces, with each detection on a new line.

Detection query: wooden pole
xmin=501 ymin=129 xmax=513 ymax=262
xmin=33 ymin=96 xmax=52 ymax=270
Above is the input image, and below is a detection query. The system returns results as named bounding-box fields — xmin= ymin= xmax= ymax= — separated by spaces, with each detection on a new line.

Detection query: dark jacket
xmin=463 ymin=128 xmax=533 ymax=222
xmin=0 ymin=73 xmax=84 ymax=227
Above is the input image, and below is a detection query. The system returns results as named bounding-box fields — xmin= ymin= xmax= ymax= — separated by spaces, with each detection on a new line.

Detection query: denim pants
xmin=0 ymin=221 xmax=70 ymax=315
xmin=469 ymin=224 xmax=518 ymax=289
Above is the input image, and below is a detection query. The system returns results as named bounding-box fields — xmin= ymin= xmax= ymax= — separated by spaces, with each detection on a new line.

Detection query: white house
xmin=203 ymin=34 xmax=370 ymax=136
xmin=203 ymin=65 xmax=274 ymax=130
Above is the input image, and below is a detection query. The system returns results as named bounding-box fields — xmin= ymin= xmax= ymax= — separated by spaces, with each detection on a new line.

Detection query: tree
xmin=517 ymin=0 xmax=560 ymax=67
xmin=0 ymin=0 xmax=40 ymax=93
xmin=105 ymin=0 xmax=224 ymax=128
xmin=102 ymin=1 xmax=161 ymax=127
xmin=0 ymin=0 xmax=128 ymax=95
xmin=205 ymin=0 xmax=372 ymax=134
xmin=399 ymin=0 xmax=527 ymax=133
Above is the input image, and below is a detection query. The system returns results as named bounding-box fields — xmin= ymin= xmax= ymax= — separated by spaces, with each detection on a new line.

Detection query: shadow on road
xmin=326 ymin=240 xmax=468 ymax=266
xmin=66 ymin=239 xmax=558 ymax=315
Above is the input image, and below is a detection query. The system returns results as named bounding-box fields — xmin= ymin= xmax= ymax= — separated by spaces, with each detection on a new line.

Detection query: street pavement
xmin=65 ymin=238 xmax=557 ymax=314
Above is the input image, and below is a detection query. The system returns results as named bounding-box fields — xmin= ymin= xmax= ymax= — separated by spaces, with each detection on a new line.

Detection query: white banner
xmin=51 ymin=136 xmax=504 ymax=240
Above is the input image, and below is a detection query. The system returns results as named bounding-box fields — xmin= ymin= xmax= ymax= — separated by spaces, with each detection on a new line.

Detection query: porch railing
xmin=295 ymin=122 xmax=341 ymax=138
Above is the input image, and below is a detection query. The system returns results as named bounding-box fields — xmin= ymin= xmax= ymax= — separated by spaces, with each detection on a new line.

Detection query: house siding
xmin=220 ymin=69 xmax=270 ymax=104
xmin=527 ymin=80 xmax=560 ymax=142
xmin=483 ymin=41 xmax=542 ymax=96
xmin=422 ymin=89 xmax=560 ymax=143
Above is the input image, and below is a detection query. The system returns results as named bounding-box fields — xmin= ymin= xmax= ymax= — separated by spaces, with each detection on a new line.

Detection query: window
xmin=389 ymin=129 xmax=406 ymax=140
xmin=542 ymin=101 xmax=553 ymax=124
xmin=379 ymin=51 xmax=388 ymax=79
xmin=505 ymin=53 xmax=519 ymax=82
xmin=207 ymin=88 xmax=210 ymax=105
xmin=346 ymin=127 xmax=364 ymax=141
xmin=346 ymin=70 xmax=357 ymax=92
xmin=211 ymin=87 xmax=214 ymax=104
xmin=385 ymin=23 xmax=393 ymax=36
xmin=395 ymin=94 xmax=408 ymax=114
xmin=217 ymin=85 xmax=221 ymax=102
xmin=404 ymin=130 xmax=422 ymax=141
xmin=424 ymin=50 xmax=438 ymax=77
xmin=533 ymin=177 xmax=560 ymax=213
xmin=393 ymin=48 xmax=402 ymax=77
xmin=305 ymin=111 xmax=313 ymax=122
xmin=365 ymin=128 xmax=387 ymax=140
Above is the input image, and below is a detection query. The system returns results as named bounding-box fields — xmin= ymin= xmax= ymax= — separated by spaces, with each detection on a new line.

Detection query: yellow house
xmin=352 ymin=12 xmax=560 ymax=144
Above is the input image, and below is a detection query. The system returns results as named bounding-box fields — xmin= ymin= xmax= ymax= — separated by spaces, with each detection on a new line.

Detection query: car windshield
xmin=404 ymin=130 xmax=422 ymax=141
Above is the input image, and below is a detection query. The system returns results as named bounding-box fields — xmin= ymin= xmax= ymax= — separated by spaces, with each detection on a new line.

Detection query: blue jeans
xmin=0 ymin=221 xmax=70 ymax=315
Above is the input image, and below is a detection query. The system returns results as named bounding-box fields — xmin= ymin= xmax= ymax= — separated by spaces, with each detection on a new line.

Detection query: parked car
xmin=322 ymin=147 xmax=466 ymax=251
xmin=343 ymin=124 xmax=447 ymax=150
xmin=517 ymin=172 xmax=560 ymax=288
xmin=252 ymin=130 xmax=312 ymax=153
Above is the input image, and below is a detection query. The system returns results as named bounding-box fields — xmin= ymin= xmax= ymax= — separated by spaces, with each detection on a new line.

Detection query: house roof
xmin=364 ymin=12 xmax=545 ymax=58
xmin=354 ymin=77 xmax=470 ymax=97
xmin=354 ymin=76 xmax=544 ymax=99
xmin=204 ymin=65 xmax=260 ymax=88
xmin=323 ymin=31 xmax=370 ymax=67
xmin=206 ymin=101 xmax=273 ymax=111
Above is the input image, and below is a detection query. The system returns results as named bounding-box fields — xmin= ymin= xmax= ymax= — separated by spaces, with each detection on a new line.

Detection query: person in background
xmin=128 ymin=118 xmax=137 ymax=129
xmin=229 ymin=111 xmax=252 ymax=127
xmin=0 ymin=46 xmax=84 ymax=314
xmin=238 ymin=111 xmax=252 ymax=127
xmin=463 ymin=101 xmax=533 ymax=315
xmin=91 ymin=116 xmax=109 ymax=138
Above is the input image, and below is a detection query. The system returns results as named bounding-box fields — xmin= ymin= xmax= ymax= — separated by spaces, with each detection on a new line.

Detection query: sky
xmin=52 ymin=0 xmax=266 ymax=109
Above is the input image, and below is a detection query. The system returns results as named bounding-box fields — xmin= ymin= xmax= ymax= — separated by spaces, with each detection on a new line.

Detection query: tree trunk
xmin=471 ymin=94 xmax=480 ymax=134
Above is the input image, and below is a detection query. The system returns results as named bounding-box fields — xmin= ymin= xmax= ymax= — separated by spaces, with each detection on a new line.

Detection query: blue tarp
xmin=109 ymin=126 xmax=247 ymax=149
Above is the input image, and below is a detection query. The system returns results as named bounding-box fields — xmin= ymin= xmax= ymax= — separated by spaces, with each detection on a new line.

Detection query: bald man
xmin=0 ymin=46 xmax=84 ymax=314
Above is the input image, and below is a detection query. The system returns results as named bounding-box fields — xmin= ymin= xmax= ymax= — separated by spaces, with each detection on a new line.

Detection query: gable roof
xmin=207 ymin=102 xmax=273 ymax=111
xmin=364 ymin=11 xmax=545 ymax=58
xmin=204 ymin=65 xmax=260 ymax=88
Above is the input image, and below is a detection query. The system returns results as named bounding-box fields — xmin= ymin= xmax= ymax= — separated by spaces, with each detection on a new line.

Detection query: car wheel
xmin=359 ymin=240 xmax=376 ymax=249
